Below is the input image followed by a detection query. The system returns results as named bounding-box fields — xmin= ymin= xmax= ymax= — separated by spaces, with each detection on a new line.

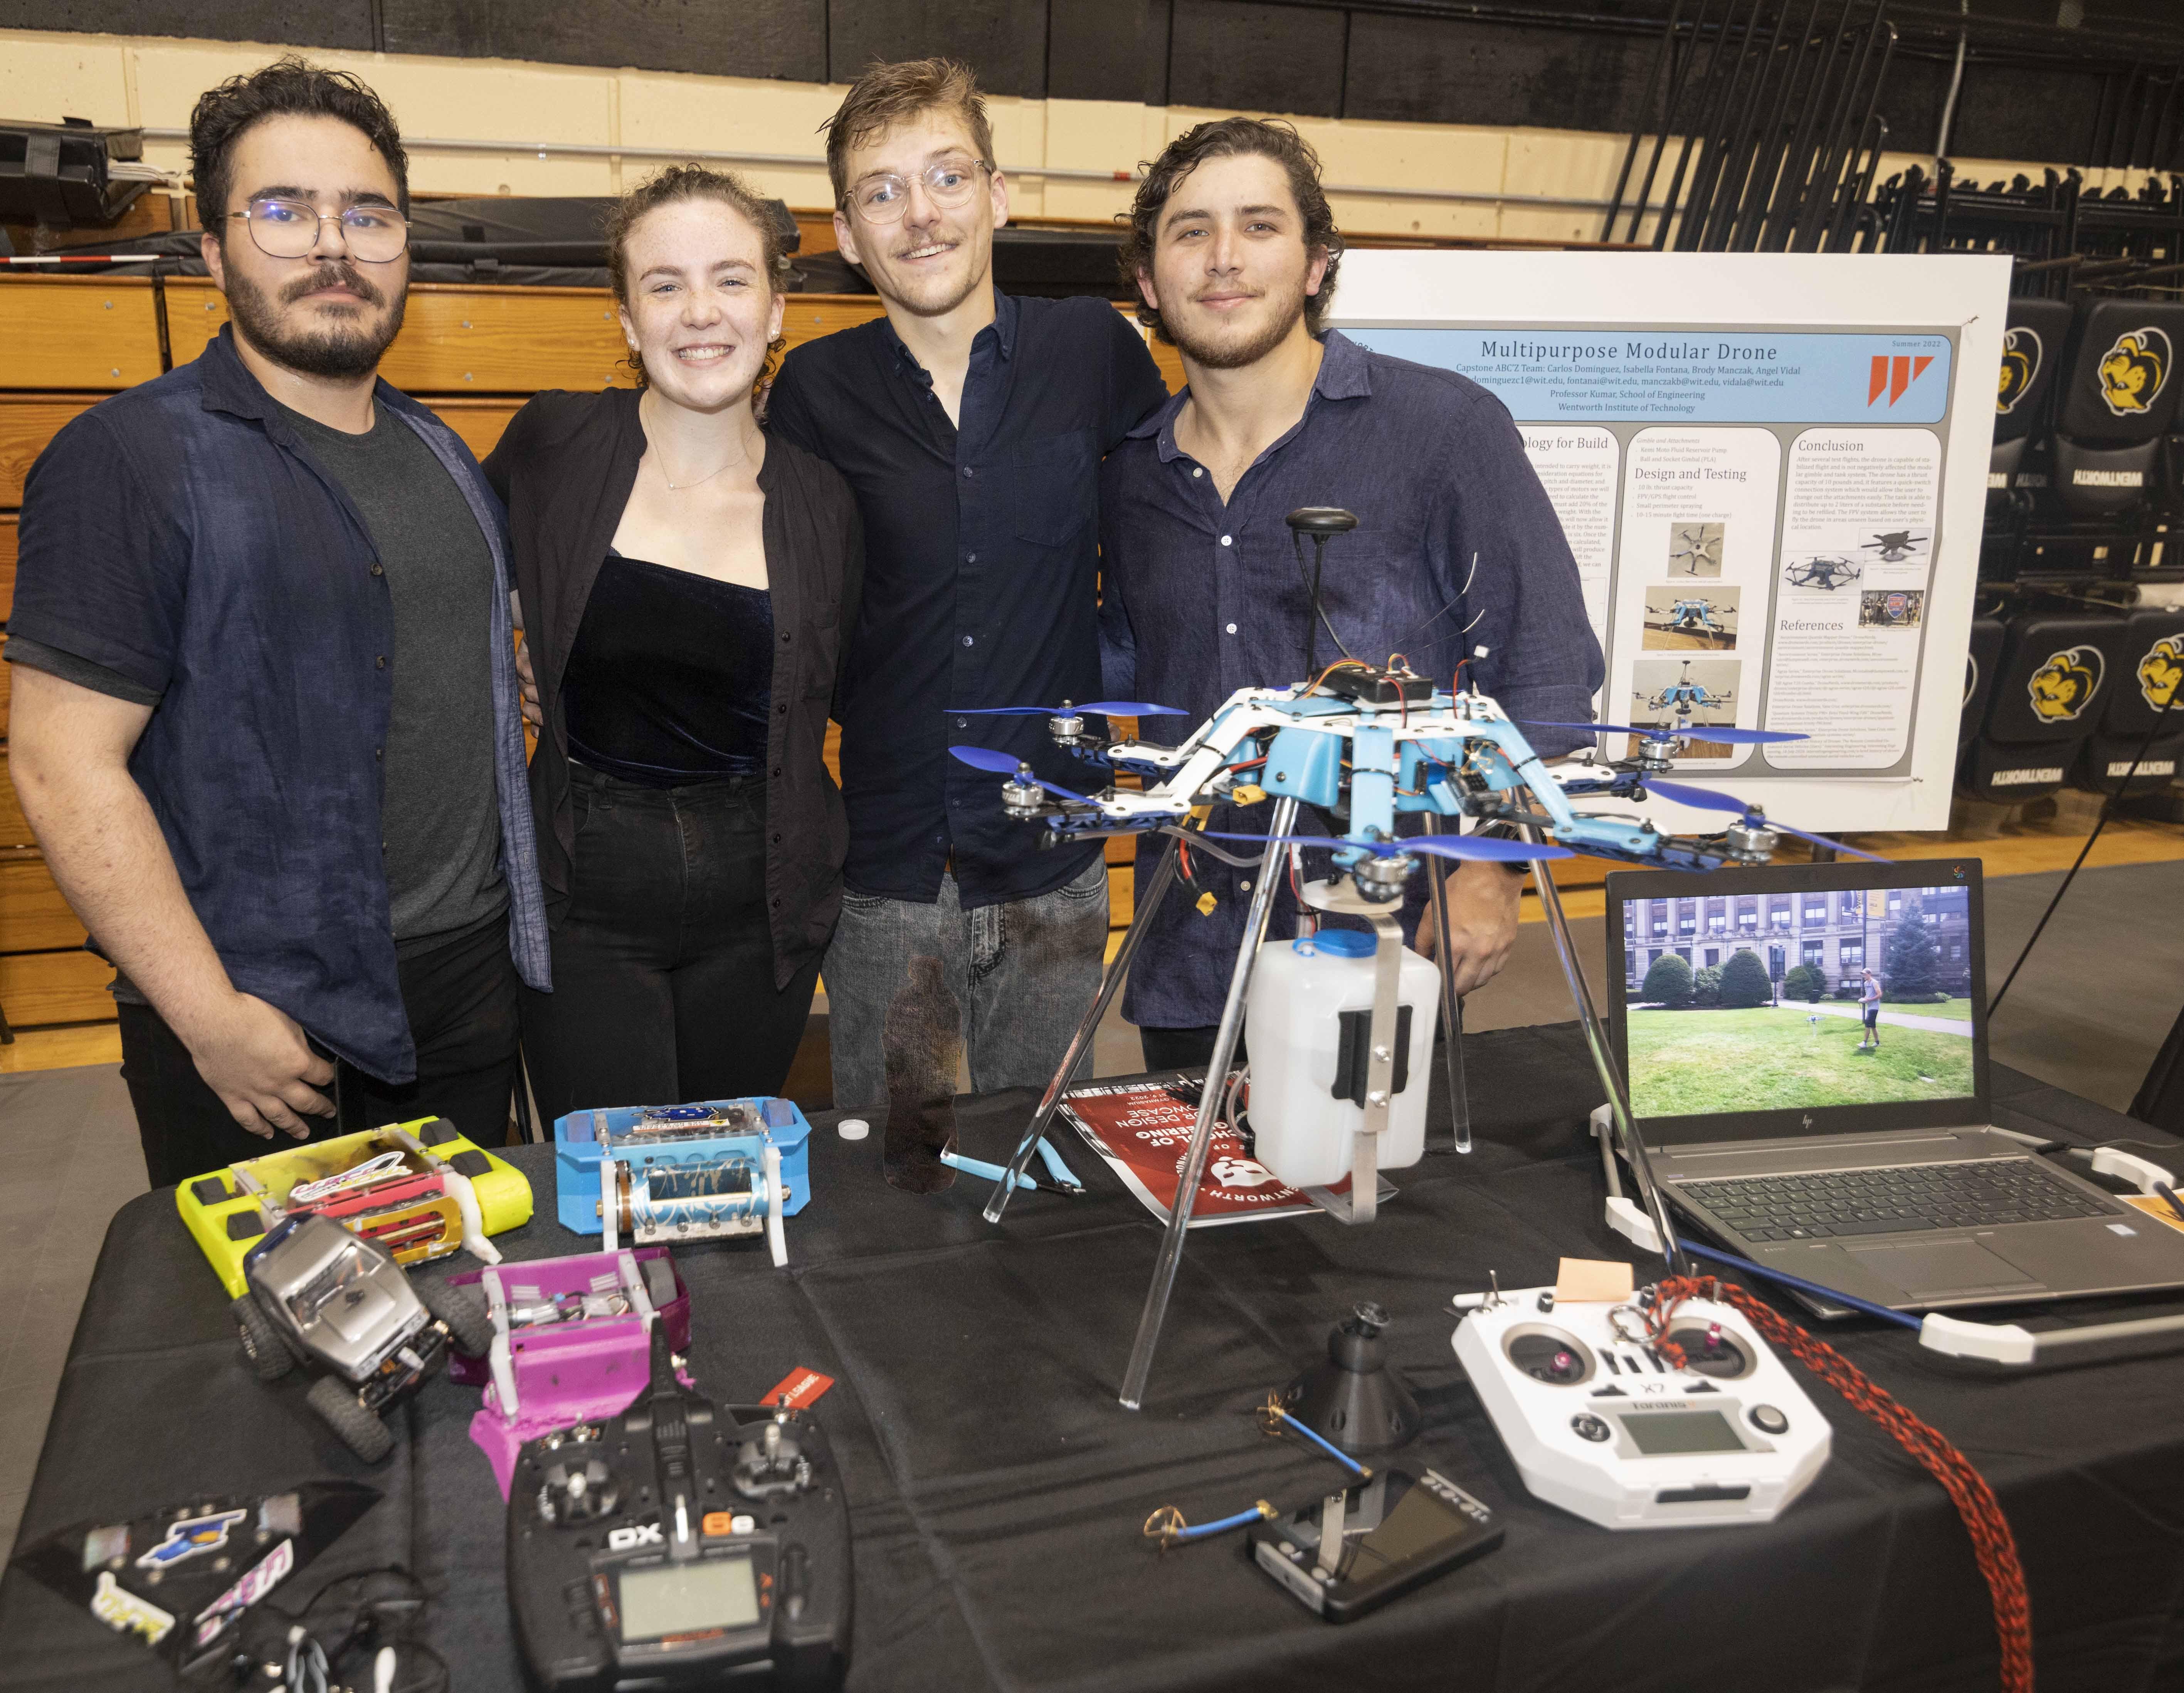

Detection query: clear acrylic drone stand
xmin=983 ymin=805 xmax=1686 ymax=1409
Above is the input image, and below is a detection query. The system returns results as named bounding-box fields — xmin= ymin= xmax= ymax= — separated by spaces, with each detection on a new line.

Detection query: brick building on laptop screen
xmin=1622 ymin=885 xmax=1972 ymax=998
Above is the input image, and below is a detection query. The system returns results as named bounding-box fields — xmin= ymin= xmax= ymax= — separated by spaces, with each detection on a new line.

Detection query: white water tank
xmin=1246 ymin=929 xmax=1440 ymax=1190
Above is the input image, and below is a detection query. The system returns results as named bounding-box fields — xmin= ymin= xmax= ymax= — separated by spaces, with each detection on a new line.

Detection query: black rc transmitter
xmin=507 ymin=1327 xmax=851 ymax=1690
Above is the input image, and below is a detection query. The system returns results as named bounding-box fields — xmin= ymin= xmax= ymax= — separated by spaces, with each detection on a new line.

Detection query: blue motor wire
xmin=1681 ymin=1242 xmax=1922 ymax=1329
xmin=1170 ymin=1506 xmax=1274 ymax=1543
xmin=1142 ymin=1501 xmax=1276 ymax=1548
xmin=1271 ymin=1408 xmax=1372 ymax=1478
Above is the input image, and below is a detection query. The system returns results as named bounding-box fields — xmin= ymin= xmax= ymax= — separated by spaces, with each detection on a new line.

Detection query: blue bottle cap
xmin=1295 ymin=929 xmax=1375 ymax=959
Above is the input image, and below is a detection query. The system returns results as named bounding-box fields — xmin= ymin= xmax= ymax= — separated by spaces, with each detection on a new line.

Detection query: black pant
xmin=521 ymin=765 xmax=821 ymax=1123
xmin=118 ymin=912 xmax=523 ymax=1189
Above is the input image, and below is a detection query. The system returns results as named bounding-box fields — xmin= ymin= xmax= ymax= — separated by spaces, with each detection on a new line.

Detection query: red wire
xmin=1647 ymin=1278 xmax=2033 ymax=1693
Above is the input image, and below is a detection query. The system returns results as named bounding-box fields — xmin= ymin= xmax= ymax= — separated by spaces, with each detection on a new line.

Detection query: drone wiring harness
xmin=1638 ymin=1277 xmax=2034 ymax=1693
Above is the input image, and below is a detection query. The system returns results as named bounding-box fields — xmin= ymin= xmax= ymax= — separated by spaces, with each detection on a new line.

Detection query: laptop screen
xmin=1606 ymin=860 xmax=1989 ymax=1144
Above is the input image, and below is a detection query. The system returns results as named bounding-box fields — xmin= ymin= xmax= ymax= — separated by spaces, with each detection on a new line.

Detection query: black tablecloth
xmin=6 ymin=1025 xmax=2184 ymax=1692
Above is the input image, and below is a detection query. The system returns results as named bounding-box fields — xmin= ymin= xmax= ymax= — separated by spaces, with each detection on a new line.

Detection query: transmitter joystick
xmin=734 ymin=1413 xmax=814 ymax=1500
xmin=537 ymin=1443 xmax=619 ymax=1525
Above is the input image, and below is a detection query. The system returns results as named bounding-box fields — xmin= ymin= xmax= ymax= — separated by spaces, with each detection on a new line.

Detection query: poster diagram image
xmin=1642 ymin=586 xmax=1740 ymax=650
xmin=1862 ymin=529 xmax=1928 ymax=563
xmin=1629 ymin=658 xmax=1741 ymax=759
xmin=1784 ymin=553 xmax=1864 ymax=594
xmin=1859 ymin=589 xmax=1925 ymax=628
xmin=1668 ymin=522 xmax=1725 ymax=577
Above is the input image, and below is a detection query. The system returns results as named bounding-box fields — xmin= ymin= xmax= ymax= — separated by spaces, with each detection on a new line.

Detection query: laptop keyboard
xmin=1677 ymin=1157 xmax=2123 ymax=1242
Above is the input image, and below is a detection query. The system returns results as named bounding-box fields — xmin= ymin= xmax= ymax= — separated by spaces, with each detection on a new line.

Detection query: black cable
xmin=1156 ymin=825 xmax=1266 ymax=868
xmin=1291 ymin=531 xmax=1357 ymax=676
xmin=1989 ymin=679 xmax=2180 ymax=1016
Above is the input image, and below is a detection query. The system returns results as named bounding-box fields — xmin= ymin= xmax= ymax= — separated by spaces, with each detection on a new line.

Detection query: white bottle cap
xmin=837 ymin=1117 xmax=870 ymax=1141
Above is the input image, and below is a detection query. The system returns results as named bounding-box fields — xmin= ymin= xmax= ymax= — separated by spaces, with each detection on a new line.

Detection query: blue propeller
xmin=1195 ymin=830 xmax=1573 ymax=863
xmin=952 ymin=700 xmax=1187 ymax=718
xmin=949 ymin=744 xmax=1098 ymax=802
xmin=1516 ymin=718 xmax=1808 ymax=746
xmin=1641 ymin=778 xmax=1888 ymax=862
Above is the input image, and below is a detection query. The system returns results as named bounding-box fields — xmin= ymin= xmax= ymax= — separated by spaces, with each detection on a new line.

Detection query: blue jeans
xmin=823 ymin=857 xmax=1109 ymax=1146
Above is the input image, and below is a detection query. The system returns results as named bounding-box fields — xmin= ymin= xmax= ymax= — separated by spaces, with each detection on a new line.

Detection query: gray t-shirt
xmin=278 ymin=400 xmax=506 ymax=951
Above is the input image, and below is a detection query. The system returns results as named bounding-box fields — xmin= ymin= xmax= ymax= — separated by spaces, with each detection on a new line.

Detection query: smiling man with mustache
xmin=765 ymin=59 xmax=1168 ymax=1191
xmin=1098 ymin=119 xmax=1603 ymax=1067
xmin=6 ymin=58 xmax=547 ymax=1185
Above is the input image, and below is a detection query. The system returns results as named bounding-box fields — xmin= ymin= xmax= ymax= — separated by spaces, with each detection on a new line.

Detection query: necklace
xmin=658 ymin=453 xmax=743 ymax=491
xmin=642 ymin=393 xmax=753 ymax=490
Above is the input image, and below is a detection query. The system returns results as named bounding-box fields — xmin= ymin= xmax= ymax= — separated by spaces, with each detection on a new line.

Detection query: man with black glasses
xmin=7 ymin=57 xmax=548 ymax=1185
xmin=765 ymin=58 xmax=1168 ymax=1190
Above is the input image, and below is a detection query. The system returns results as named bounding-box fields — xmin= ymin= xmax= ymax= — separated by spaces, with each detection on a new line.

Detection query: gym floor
xmin=1 ymin=852 xmax=2181 ymax=1556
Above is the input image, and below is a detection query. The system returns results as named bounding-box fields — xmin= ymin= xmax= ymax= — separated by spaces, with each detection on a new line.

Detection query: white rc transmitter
xmin=1451 ymin=1285 xmax=1830 ymax=1530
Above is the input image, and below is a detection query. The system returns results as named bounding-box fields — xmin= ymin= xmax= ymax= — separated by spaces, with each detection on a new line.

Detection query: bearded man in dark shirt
xmin=6 ymin=59 xmax=547 ymax=1184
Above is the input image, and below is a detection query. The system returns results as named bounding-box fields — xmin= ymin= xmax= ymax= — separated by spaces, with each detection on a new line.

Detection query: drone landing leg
xmin=1426 ymin=863 xmax=1473 ymax=1155
xmin=982 ymin=833 xmax=1185 ymax=1224
xmin=1523 ymin=835 xmax=1688 ymax=1276
xmin=1120 ymin=796 xmax=1299 ymax=1410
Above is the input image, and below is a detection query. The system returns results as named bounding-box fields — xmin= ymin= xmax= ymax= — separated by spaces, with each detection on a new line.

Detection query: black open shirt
xmin=765 ymin=289 xmax=1168 ymax=908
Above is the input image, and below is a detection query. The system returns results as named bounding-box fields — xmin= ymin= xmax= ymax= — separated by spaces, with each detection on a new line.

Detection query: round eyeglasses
xmin=843 ymin=158 xmax=990 ymax=225
xmin=227 ymin=196 xmax=410 ymax=263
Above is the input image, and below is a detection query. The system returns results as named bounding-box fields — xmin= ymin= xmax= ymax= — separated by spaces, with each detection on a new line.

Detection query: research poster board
xmin=1332 ymin=252 xmax=2012 ymax=833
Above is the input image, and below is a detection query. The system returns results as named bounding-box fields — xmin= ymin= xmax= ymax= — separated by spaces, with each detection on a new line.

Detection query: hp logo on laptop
xmin=1802 ymin=1114 xmax=1814 ymax=1131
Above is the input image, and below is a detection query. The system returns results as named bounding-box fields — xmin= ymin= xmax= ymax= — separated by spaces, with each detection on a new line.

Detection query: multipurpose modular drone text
xmin=947 ymin=507 xmax=1882 ymax=1406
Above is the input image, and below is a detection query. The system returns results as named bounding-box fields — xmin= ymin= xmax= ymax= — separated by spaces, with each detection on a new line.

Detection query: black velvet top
xmin=483 ymin=386 xmax=863 ymax=989
xmin=563 ymin=552 xmax=775 ymax=785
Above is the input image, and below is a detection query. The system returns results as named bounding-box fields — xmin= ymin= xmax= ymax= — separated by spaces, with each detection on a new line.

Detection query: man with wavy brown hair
xmin=1101 ymin=118 xmax=1602 ymax=1068
xmin=766 ymin=60 xmax=1168 ymax=1189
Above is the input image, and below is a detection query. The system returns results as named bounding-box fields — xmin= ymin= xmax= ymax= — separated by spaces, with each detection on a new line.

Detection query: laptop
xmin=1603 ymin=857 xmax=2184 ymax=1313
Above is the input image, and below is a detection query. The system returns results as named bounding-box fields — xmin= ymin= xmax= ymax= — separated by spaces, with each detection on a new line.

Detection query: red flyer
xmin=1057 ymin=1077 xmax=1388 ymax=1228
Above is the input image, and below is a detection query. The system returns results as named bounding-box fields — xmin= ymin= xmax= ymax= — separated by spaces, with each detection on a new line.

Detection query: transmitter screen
xmin=1622 ymin=1409 xmax=1745 ymax=1455
xmin=617 ymin=1556 xmax=759 ymax=1640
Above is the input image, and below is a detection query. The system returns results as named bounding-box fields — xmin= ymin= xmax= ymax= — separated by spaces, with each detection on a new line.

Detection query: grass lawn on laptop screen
xmin=1627 ymin=1003 xmax=1976 ymax=1117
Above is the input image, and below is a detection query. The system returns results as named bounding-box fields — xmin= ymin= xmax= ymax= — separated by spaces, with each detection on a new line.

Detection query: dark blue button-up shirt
xmin=765 ymin=290 xmax=1168 ymax=907
xmin=1098 ymin=330 xmax=1605 ymax=1029
xmin=8 ymin=326 xmax=549 ymax=1080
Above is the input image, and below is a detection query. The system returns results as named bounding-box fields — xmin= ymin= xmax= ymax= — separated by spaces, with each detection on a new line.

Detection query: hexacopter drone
xmin=1634 ymin=659 xmax=1735 ymax=732
xmin=948 ymin=508 xmax=1878 ymax=1407
xmin=1864 ymin=530 xmax=1927 ymax=562
xmin=1784 ymin=554 xmax=1863 ymax=591
xmin=1668 ymin=524 xmax=1723 ymax=575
